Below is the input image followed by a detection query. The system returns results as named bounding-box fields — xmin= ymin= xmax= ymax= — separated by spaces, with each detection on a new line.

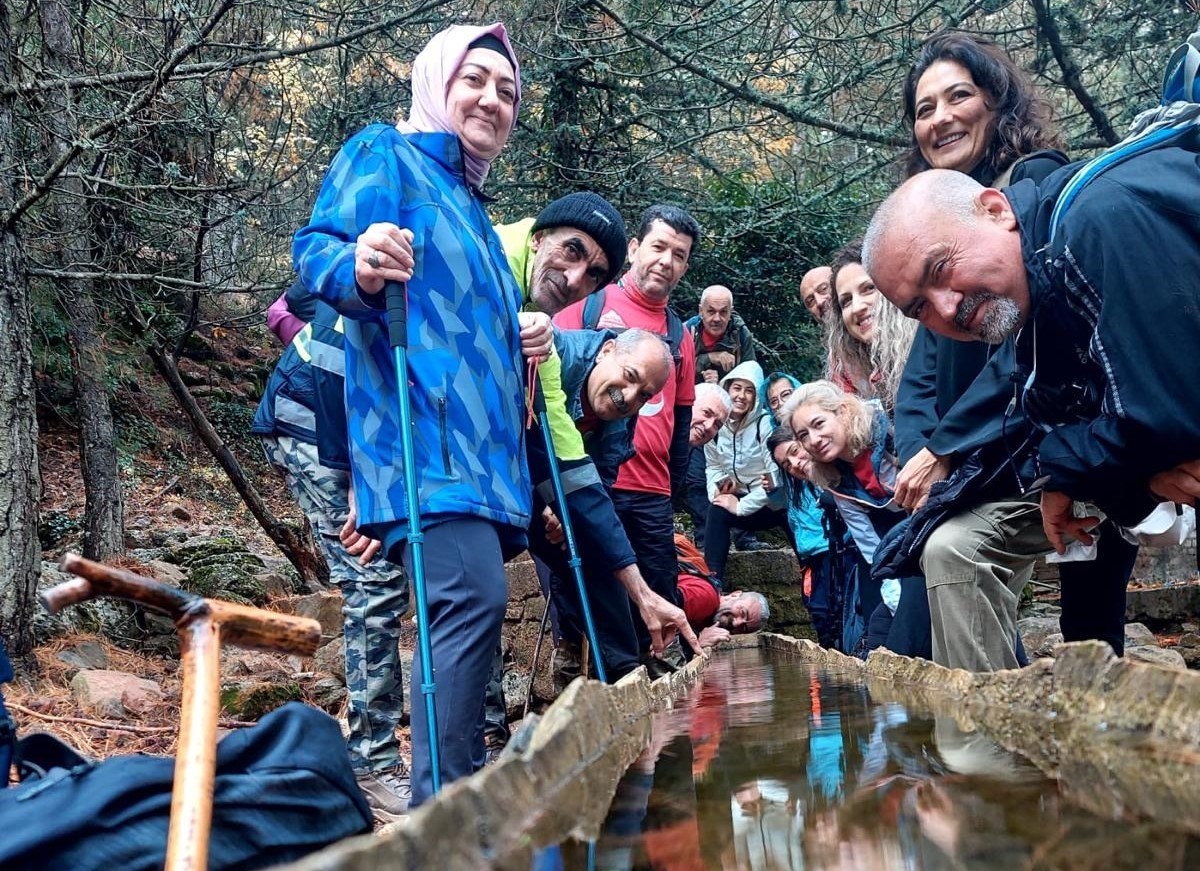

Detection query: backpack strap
xmin=582 ymin=285 xmax=684 ymax=367
xmin=581 ymin=287 xmax=607 ymax=331
xmin=1049 ymin=101 xmax=1200 ymax=244
xmin=664 ymin=308 xmax=684 ymax=368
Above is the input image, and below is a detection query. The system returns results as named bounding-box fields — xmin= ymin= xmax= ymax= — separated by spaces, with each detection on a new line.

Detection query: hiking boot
xmin=738 ymin=538 xmax=774 ymax=552
xmin=355 ymin=764 xmax=411 ymax=822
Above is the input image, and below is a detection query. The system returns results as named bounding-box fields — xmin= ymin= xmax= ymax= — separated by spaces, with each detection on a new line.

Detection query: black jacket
xmin=1008 ymin=144 xmax=1200 ymax=524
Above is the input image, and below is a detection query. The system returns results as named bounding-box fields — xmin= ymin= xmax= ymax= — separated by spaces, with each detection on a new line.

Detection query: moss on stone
xmin=220 ymin=680 xmax=303 ymax=720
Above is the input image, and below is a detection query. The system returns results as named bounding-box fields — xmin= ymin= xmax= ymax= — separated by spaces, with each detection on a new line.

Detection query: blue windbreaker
xmin=293 ymin=125 xmax=531 ymax=540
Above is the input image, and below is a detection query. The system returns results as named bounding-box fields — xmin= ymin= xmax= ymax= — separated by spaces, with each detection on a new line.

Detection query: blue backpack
xmin=1048 ymin=25 xmax=1200 ymax=241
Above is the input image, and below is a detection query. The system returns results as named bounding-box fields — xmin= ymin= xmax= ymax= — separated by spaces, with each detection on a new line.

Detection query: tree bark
xmin=39 ymin=0 xmax=125 ymax=560
xmin=145 ymin=344 xmax=327 ymax=587
xmin=0 ymin=0 xmax=43 ymax=656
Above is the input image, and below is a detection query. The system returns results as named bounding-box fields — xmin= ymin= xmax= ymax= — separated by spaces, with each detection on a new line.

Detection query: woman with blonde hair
xmin=825 ymin=240 xmax=916 ymax=415
xmin=782 ymin=381 xmax=930 ymax=658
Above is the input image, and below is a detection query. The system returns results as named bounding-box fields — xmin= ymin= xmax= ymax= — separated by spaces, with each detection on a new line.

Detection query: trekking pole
xmin=385 ymin=279 xmax=441 ymax=792
xmin=532 ymin=381 xmax=608 ymax=683
xmin=43 ymin=553 xmax=321 ymax=871
xmin=523 ymin=588 xmax=553 ymax=718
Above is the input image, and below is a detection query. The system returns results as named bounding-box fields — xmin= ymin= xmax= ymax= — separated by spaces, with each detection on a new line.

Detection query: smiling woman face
xmin=835 ymin=262 xmax=879 ymax=344
xmin=790 ymin=401 xmax=851 ymax=465
xmin=913 ymin=59 xmax=998 ymax=174
xmin=446 ymin=47 xmax=517 ymax=161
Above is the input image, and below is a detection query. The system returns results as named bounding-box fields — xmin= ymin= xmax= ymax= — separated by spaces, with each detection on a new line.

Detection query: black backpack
xmin=0 ymin=702 xmax=371 ymax=871
xmin=581 ymin=286 xmax=685 ymax=368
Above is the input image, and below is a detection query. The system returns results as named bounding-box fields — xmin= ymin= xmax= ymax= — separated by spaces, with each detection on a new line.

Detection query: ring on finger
xmin=368 ymin=251 xmax=382 ymax=269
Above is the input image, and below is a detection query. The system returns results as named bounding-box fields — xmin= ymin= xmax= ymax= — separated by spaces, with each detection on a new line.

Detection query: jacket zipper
xmin=438 ymin=397 xmax=452 ymax=475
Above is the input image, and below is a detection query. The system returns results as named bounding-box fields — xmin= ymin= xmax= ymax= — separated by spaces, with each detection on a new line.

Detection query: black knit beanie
xmin=531 ymin=192 xmax=628 ymax=287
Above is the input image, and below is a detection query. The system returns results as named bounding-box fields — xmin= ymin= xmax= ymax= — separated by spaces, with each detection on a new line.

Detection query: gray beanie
xmin=531 ymin=192 xmax=628 ymax=287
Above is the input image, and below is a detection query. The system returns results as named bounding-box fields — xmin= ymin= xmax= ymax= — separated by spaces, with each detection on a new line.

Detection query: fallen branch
xmin=9 ymin=702 xmax=257 ymax=733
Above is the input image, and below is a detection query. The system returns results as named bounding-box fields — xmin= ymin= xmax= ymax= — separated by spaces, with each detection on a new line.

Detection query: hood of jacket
xmin=759 ymin=371 xmax=801 ymax=420
xmin=720 ymin=360 xmax=767 ymax=434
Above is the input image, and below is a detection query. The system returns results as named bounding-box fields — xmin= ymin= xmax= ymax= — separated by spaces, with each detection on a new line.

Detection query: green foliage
xmin=39 ymin=509 xmax=81 ymax=551
xmin=208 ymin=397 xmax=259 ymax=456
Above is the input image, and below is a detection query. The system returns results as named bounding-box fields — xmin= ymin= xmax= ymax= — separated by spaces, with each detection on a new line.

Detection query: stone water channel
xmin=283 ymin=635 xmax=1200 ymax=871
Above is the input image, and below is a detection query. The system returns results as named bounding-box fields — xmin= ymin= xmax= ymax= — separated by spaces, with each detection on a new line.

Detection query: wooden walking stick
xmin=42 ymin=553 xmax=322 ymax=871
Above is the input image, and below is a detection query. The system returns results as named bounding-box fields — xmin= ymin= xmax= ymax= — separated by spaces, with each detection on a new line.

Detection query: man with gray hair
xmin=528 ymin=327 xmax=701 ymax=685
xmin=685 ymin=284 xmax=757 ymax=384
xmin=684 ymin=286 xmax=763 ymax=550
xmin=863 ymin=161 xmax=1200 ymax=671
xmin=689 ymin=382 xmax=733 ymax=448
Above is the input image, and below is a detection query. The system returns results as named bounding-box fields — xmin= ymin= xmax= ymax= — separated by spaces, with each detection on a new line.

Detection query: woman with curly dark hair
xmin=894 ymin=31 xmax=1138 ymax=672
xmin=900 ymin=30 xmax=1065 ymax=186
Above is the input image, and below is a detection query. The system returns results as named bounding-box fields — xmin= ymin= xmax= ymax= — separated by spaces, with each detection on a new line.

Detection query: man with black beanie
xmin=496 ymin=191 xmax=628 ymax=315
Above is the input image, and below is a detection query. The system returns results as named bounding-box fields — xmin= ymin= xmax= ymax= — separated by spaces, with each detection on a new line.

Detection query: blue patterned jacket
xmin=293 ymin=125 xmax=531 ymax=540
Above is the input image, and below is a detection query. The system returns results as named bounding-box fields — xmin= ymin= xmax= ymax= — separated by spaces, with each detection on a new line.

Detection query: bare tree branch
xmin=584 ymin=0 xmax=906 ymax=148
xmin=1030 ymin=0 xmax=1118 ymax=145
xmin=0 ymin=0 xmax=451 ymax=99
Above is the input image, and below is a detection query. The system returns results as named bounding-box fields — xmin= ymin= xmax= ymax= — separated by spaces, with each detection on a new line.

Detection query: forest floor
xmin=8 ymin=322 xmax=345 ymax=766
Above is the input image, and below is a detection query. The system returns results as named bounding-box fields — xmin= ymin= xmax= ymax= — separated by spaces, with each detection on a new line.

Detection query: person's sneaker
xmin=355 ymin=764 xmax=411 ymax=822
xmin=739 ymin=539 xmax=775 ymax=552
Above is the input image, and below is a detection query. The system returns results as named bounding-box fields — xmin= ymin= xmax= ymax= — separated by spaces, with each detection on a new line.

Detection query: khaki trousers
xmin=920 ymin=495 xmax=1052 ymax=671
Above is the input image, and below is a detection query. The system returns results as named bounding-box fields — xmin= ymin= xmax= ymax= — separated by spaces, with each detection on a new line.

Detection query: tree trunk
xmin=38 ymin=0 xmax=125 ymax=559
xmin=146 ymin=344 xmax=327 ymax=587
xmin=0 ymin=0 xmax=43 ymax=656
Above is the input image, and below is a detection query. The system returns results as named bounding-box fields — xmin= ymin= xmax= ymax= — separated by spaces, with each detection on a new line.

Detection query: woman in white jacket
xmin=702 ymin=360 xmax=790 ymax=581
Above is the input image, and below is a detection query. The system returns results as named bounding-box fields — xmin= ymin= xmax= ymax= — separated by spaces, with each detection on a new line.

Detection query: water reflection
xmin=552 ymin=647 xmax=1200 ymax=871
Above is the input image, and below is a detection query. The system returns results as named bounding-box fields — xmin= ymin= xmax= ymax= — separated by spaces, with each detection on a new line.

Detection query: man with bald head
xmin=863 ymin=160 xmax=1200 ymax=671
xmin=528 ymin=327 xmax=700 ymax=683
xmin=800 ymin=266 xmax=833 ymax=322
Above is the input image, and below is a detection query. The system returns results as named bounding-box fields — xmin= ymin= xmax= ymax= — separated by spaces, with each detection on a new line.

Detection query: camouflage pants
xmin=262 ymin=435 xmax=408 ymax=773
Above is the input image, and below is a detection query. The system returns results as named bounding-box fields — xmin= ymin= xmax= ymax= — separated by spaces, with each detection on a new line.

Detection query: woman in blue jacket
xmin=293 ymin=23 xmax=536 ymax=808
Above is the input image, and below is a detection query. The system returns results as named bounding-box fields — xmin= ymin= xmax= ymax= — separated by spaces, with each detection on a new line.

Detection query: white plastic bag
xmin=1123 ymin=502 xmax=1196 ymax=547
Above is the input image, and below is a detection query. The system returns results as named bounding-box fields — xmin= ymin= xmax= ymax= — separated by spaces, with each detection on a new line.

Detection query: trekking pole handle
xmin=48 ymin=552 xmax=196 ymax=616
xmin=385 ymin=280 xmax=408 ymax=350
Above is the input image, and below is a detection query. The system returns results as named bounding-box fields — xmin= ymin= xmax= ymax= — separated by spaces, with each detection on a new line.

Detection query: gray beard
xmin=955 ymin=293 xmax=1021 ymax=344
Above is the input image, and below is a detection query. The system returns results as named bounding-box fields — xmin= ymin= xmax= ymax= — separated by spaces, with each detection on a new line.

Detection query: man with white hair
xmin=863 ymin=160 xmax=1200 ymax=671
xmin=685 ymin=284 xmax=757 ymax=384
xmin=684 ymin=286 xmax=763 ymax=549
xmin=689 ymin=382 xmax=733 ymax=448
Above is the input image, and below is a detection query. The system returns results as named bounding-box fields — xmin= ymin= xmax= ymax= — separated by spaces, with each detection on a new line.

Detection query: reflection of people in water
xmin=730 ymin=778 xmax=804 ymax=870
